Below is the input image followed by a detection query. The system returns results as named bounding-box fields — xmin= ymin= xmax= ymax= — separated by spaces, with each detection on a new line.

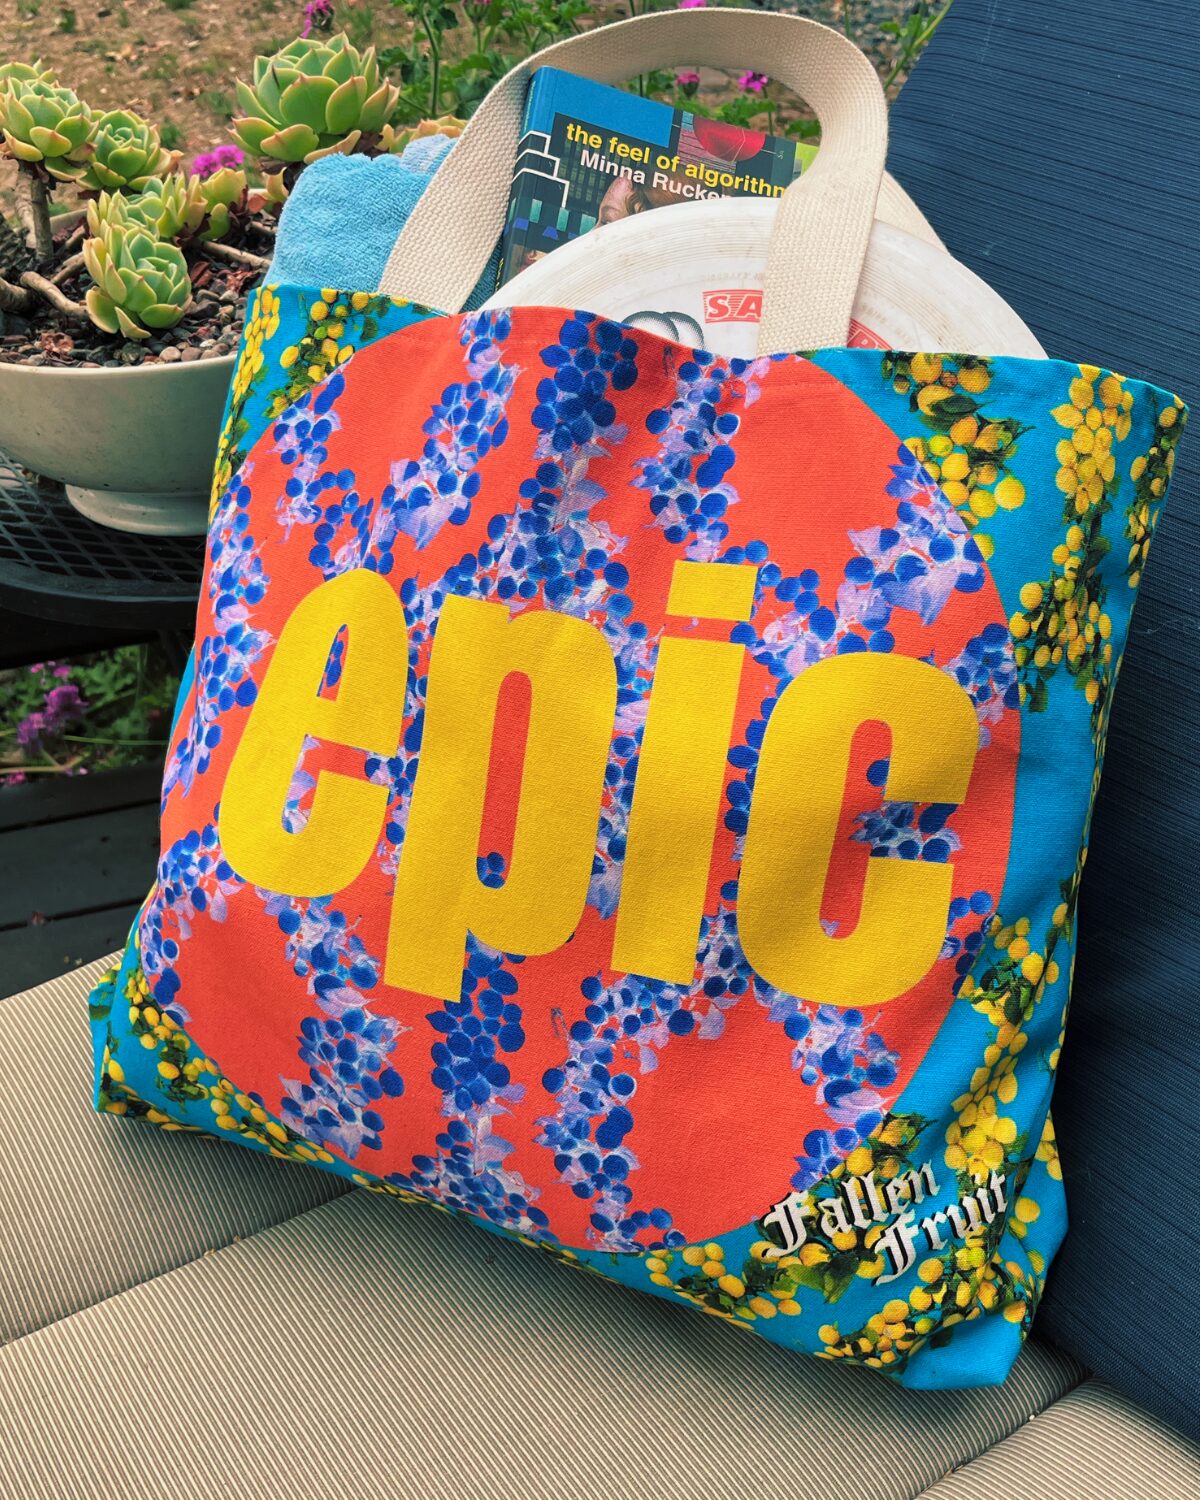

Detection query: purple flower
xmin=738 ymin=70 xmax=768 ymax=94
xmin=16 ymin=682 xmax=87 ymax=753
xmin=16 ymin=713 xmax=45 ymax=751
xmin=191 ymin=143 xmax=245 ymax=179
xmin=302 ymin=0 xmax=335 ymax=37
xmin=44 ymin=682 xmax=86 ymax=730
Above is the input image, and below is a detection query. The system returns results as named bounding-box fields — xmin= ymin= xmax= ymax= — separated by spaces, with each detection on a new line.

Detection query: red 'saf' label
xmin=703 ymin=291 xmax=888 ymax=351
xmin=703 ymin=288 xmax=763 ymax=324
xmin=847 ymin=317 xmax=889 ymax=350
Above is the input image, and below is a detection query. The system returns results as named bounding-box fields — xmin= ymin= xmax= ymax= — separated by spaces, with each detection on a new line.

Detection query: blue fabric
xmin=889 ymin=0 xmax=1198 ymax=1443
xmin=267 ymin=141 xmax=500 ymax=311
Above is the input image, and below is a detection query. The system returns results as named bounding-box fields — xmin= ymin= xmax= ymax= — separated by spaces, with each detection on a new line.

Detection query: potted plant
xmin=0 ymin=33 xmax=428 ymax=535
xmin=3 ymin=0 xmax=889 ymax=538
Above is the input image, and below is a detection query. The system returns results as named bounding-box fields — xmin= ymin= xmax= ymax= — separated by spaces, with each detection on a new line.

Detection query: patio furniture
xmin=0 ymin=764 xmax=161 ymax=994
xmin=0 ymin=1 xmax=1195 ymax=1493
xmin=0 ymin=452 xmax=203 ymax=672
xmin=0 ymin=454 xmax=201 ymax=989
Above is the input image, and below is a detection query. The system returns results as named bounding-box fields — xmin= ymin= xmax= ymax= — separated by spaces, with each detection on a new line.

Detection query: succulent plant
xmin=66 ymin=108 xmax=178 ymax=192
xmin=262 ymin=170 xmax=290 ymax=213
xmin=231 ymin=32 xmax=400 ymax=165
xmin=134 ymin=173 xmax=207 ymax=239
xmin=87 ymin=175 xmax=203 ymax=243
xmin=84 ymin=167 xmax=248 ymax=247
xmin=82 ymin=222 xmax=192 ymax=341
xmin=84 ymin=187 xmax=131 ymax=237
xmin=194 ymin=165 xmax=248 ymax=242
xmin=0 ymin=59 xmax=56 ymax=90
xmin=383 ymin=114 xmax=467 ymax=154
xmin=0 ymin=78 xmax=93 ymax=179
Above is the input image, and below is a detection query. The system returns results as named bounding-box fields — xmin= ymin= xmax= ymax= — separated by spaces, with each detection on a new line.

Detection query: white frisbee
xmin=484 ymin=196 xmax=1044 ymax=360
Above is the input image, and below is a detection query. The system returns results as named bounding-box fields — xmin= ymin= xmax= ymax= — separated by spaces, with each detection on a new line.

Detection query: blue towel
xmin=267 ymin=139 xmax=499 ymax=309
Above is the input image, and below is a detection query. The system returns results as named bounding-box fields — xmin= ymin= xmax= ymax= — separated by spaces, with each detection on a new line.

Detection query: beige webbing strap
xmin=376 ymin=8 xmax=889 ymax=353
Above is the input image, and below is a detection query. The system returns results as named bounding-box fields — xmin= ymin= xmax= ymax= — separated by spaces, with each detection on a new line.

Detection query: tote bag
xmin=89 ymin=8 xmax=1187 ymax=1389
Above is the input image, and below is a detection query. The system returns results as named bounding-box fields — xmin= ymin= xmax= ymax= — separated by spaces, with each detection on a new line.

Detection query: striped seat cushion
xmin=0 ymin=958 xmax=1097 ymax=1497
xmin=0 ymin=957 xmax=348 ymax=1342
xmin=0 ymin=1190 xmax=1082 ymax=1498
xmin=923 ymin=1381 xmax=1200 ymax=1499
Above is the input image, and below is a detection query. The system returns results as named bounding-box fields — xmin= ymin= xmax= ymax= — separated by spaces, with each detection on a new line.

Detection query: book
xmin=497 ymin=67 xmax=818 ymax=286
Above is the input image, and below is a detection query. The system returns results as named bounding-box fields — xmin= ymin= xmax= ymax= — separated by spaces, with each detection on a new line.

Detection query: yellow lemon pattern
xmin=643 ymin=1239 xmax=806 ymax=1330
xmin=882 ymin=350 xmax=1029 ymax=559
xmin=1126 ymin=394 xmax=1187 ymax=587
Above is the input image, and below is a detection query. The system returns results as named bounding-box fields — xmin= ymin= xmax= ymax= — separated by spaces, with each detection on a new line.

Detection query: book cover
xmin=498 ymin=67 xmax=817 ymax=286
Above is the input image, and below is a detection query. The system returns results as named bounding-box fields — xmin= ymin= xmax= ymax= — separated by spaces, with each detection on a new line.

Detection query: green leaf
xmin=821 ymin=1267 xmax=857 ymax=1302
xmin=325 ymin=76 xmax=366 ymax=136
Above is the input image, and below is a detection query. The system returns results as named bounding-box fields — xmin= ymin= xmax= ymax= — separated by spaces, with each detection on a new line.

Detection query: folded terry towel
xmin=267 ymin=138 xmax=499 ymax=309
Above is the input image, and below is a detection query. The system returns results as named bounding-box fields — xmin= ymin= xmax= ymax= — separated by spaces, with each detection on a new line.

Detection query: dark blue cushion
xmin=888 ymin=0 xmax=1198 ymax=1442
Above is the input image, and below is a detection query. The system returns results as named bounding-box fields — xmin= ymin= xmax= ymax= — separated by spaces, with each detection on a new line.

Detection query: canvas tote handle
xmin=376 ymin=7 xmax=892 ymax=353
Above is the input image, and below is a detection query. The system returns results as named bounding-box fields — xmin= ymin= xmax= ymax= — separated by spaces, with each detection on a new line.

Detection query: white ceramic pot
xmin=0 ymin=354 xmax=234 ymax=535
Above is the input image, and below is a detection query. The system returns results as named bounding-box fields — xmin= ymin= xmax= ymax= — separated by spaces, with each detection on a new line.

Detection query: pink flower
xmin=192 ymin=143 xmax=245 ymax=179
xmin=676 ymin=70 xmax=701 ymax=90
xmin=738 ymin=70 xmax=768 ymax=94
xmin=302 ymin=0 xmax=335 ymax=37
xmin=678 ymin=0 xmax=707 ymax=8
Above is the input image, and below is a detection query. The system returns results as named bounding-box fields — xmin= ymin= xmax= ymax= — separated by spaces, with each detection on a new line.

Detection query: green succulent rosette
xmin=82 ymin=222 xmax=192 ymax=341
xmin=0 ymin=78 xmax=93 ymax=178
xmin=195 ymin=166 xmax=248 ymax=242
xmin=67 ymin=108 xmax=177 ymax=192
xmin=84 ymin=188 xmax=131 ymax=237
xmin=132 ymin=174 xmax=205 ymax=240
xmin=0 ymin=59 xmax=56 ymax=90
xmin=87 ymin=175 xmax=204 ymax=243
xmin=85 ymin=168 xmax=248 ymax=246
xmin=231 ymin=31 xmax=400 ymax=165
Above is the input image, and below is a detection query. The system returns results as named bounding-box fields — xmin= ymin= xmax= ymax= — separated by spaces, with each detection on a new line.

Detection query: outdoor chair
xmin=0 ymin=1 xmax=1196 ymax=1493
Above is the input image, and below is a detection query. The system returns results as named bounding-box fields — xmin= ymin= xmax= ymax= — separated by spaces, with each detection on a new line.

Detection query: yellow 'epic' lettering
xmin=219 ymin=569 xmax=407 ymax=896
xmin=385 ymin=594 xmax=616 ymax=1001
xmin=738 ymin=653 xmax=980 ymax=1008
xmin=665 ymin=559 xmax=759 ymax=621
xmin=221 ymin=570 xmax=983 ymax=1009
xmin=613 ymin=562 xmax=755 ymax=981
xmin=613 ymin=636 xmax=746 ymax=982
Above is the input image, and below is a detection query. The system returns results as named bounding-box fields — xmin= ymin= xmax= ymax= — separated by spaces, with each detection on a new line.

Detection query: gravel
xmin=0 ymin=241 xmax=260 ymax=368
